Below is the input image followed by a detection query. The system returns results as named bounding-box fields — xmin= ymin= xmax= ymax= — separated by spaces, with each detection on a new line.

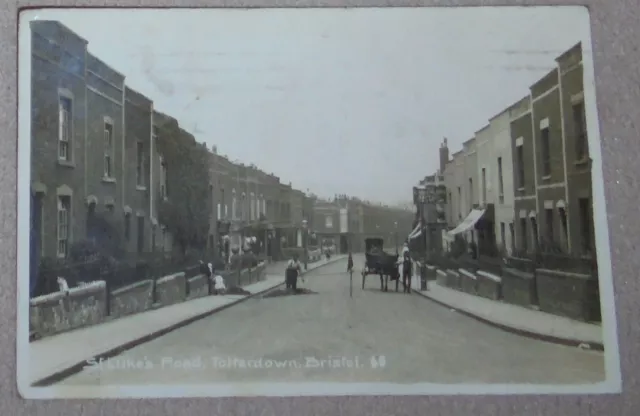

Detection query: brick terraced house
xmin=29 ymin=20 xmax=446 ymax=274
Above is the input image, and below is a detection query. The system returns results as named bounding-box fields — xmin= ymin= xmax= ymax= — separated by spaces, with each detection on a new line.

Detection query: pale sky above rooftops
xmin=32 ymin=6 xmax=591 ymax=205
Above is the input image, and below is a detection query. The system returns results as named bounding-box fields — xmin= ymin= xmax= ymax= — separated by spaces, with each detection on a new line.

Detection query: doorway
xmin=137 ymin=216 xmax=145 ymax=253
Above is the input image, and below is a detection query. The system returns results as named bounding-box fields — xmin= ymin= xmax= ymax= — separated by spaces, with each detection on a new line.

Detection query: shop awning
xmin=447 ymin=209 xmax=486 ymax=236
xmin=408 ymin=224 xmax=421 ymax=240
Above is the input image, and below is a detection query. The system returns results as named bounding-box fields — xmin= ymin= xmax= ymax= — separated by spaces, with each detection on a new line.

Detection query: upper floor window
xmin=481 ymin=168 xmax=487 ymax=204
xmin=540 ymin=126 xmax=551 ymax=177
xmin=136 ymin=141 xmax=145 ymax=187
xmin=159 ymin=156 xmax=168 ymax=199
xmin=103 ymin=121 xmax=114 ymax=178
xmin=231 ymin=189 xmax=237 ymax=220
xmin=58 ymin=96 xmax=72 ymax=161
xmin=325 ymin=215 xmax=333 ymax=229
xmin=516 ymin=142 xmax=525 ymax=189
xmin=249 ymin=192 xmax=256 ymax=221
xmin=573 ymin=100 xmax=588 ymax=161
xmin=497 ymin=156 xmax=504 ymax=203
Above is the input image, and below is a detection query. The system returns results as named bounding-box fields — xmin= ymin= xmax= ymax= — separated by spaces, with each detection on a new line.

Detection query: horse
xmin=362 ymin=251 xmax=400 ymax=292
xmin=378 ymin=253 xmax=401 ymax=292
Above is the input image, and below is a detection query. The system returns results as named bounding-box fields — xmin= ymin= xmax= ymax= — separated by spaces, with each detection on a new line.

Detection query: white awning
xmin=408 ymin=224 xmax=421 ymax=239
xmin=447 ymin=209 xmax=486 ymax=236
xmin=409 ymin=228 xmax=422 ymax=240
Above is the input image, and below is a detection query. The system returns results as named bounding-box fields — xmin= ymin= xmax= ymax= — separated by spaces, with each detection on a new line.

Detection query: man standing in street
xmin=402 ymin=251 xmax=413 ymax=293
xmin=285 ymin=253 xmax=303 ymax=291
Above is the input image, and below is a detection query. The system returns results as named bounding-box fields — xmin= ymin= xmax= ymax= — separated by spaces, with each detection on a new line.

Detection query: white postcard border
xmin=16 ymin=7 xmax=622 ymax=399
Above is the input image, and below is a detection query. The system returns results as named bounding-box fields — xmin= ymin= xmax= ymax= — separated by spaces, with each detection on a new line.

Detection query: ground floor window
xmin=578 ymin=197 xmax=592 ymax=254
xmin=530 ymin=217 xmax=539 ymax=251
xmin=519 ymin=218 xmax=528 ymax=251
xmin=558 ymin=207 xmax=568 ymax=251
xmin=57 ymin=196 xmax=70 ymax=258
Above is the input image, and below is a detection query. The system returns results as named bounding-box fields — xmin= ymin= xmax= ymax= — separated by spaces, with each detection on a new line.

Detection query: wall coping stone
xmin=459 ymin=268 xmax=477 ymax=280
xmin=503 ymin=266 xmax=534 ymax=279
xmin=188 ymin=274 xmax=206 ymax=283
xmin=67 ymin=281 xmax=106 ymax=297
xmin=477 ymin=270 xmax=502 ymax=283
xmin=536 ymin=268 xmax=592 ymax=280
xmin=446 ymin=269 xmax=460 ymax=277
xmin=436 ymin=269 xmax=447 ymax=277
xmin=111 ymin=279 xmax=153 ymax=296
xmin=156 ymin=272 xmax=185 ymax=285
xmin=30 ymin=291 xmax=66 ymax=306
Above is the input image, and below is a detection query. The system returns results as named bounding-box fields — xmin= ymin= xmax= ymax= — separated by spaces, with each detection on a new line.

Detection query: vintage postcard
xmin=17 ymin=6 xmax=621 ymax=398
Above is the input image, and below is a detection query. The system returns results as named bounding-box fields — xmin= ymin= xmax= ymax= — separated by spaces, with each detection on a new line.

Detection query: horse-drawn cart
xmin=362 ymin=238 xmax=399 ymax=291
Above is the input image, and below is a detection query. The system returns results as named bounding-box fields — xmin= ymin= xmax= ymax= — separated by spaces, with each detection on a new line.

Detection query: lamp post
xmin=418 ymin=187 xmax=430 ymax=291
xmin=302 ymin=219 xmax=308 ymax=270
xmin=418 ymin=188 xmax=427 ymax=259
xmin=266 ymin=223 xmax=274 ymax=263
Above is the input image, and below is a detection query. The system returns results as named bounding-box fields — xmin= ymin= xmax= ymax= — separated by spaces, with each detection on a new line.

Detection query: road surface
xmin=59 ymin=255 xmax=605 ymax=385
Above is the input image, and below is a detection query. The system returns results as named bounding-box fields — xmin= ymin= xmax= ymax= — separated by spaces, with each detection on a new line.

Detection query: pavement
xmin=406 ymin=275 xmax=604 ymax=350
xmin=54 ymin=254 xmax=605 ymax=386
xmin=26 ymin=255 xmax=347 ymax=387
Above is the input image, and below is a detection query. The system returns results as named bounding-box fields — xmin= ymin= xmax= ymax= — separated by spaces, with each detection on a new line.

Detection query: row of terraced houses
xmin=410 ymin=42 xmax=601 ymax=322
xmin=29 ymin=21 xmax=414 ymax=268
xmin=434 ymin=41 xmax=594 ymax=260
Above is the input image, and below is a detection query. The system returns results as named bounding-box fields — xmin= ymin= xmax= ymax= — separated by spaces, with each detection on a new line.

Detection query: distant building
xmin=486 ymin=107 xmax=516 ymax=254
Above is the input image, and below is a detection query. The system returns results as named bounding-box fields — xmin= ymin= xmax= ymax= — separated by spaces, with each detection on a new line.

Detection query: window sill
xmin=102 ymin=177 xmax=116 ymax=184
xmin=57 ymin=159 xmax=75 ymax=168
xmin=136 ymin=185 xmax=147 ymax=191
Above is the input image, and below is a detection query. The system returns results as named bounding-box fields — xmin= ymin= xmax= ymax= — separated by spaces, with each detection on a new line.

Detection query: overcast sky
xmin=27 ymin=7 xmax=590 ymax=204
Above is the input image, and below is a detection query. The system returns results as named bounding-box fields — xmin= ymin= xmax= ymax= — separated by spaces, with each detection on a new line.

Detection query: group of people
xmin=284 ymin=241 xmax=417 ymax=294
xmin=199 ymin=261 xmax=227 ymax=295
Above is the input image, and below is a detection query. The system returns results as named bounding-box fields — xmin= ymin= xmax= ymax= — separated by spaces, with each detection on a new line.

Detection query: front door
xmin=137 ymin=216 xmax=145 ymax=253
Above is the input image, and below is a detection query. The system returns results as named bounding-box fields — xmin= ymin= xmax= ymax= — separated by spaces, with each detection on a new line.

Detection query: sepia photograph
xmin=17 ymin=6 xmax=621 ymax=398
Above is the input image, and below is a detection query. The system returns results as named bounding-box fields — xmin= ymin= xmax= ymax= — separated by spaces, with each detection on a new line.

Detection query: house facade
xmin=558 ymin=43 xmax=595 ymax=256
xmin=509 ymin=42 xmax=592 ymax=257
xmin=31 ymin=21 xmax=89 ymax=261
xmin=487 ymin=108 xmax=516 ymax=253
xmin=510 ymin=95 xmax=537 ymax=252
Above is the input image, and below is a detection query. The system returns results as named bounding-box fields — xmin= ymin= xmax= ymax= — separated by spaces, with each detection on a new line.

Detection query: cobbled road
xmin=59 ymin=255 xmax=605 ymax=385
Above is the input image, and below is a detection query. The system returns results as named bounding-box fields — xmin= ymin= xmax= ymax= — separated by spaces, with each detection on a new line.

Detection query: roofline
xmin=31 ymin=20 xmax=89 ymax=45
xmin=86 ymin=51 xmax=126 ymax=79
xmin=555 ymin=41 xmax=582 ymax=63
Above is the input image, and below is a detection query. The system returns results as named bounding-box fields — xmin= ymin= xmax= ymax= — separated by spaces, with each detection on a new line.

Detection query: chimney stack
xmin=439 ymin=137 xmax=449 ymax=174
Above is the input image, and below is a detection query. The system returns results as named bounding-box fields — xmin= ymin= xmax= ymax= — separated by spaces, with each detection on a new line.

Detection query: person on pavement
xmin=286 ymin=254 xmax=303 ymax=291
xmin=347 ymin=252 xmax=354 ymax=273
xmin=402 ymin=251 xmax=413 ymax=293
xmin=200 ymin=260 xmax=212 ymax=278
xmin=211 ymin=265 xmax=227 ymax=295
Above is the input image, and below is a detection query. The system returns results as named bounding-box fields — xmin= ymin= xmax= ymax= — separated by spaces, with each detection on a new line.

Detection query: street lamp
xmin=302 ymin=219 xmax=308 ymax=270
xmin=418 ymin=188 xmax=427 ymax=261
xmin=266 ymin=223 xmax=274 ymax=263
